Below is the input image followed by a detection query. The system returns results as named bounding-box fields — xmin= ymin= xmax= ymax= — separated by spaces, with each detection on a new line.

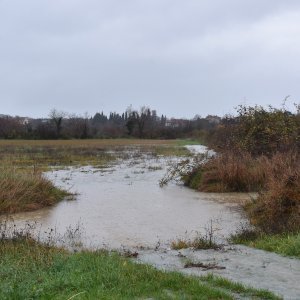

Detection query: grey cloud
xmin=0 ymin=0 xmax=299 ymax=118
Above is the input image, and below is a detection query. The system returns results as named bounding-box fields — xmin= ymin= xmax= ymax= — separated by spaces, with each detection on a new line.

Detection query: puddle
xmin=4 ymin=146 xmax=248 ymax=249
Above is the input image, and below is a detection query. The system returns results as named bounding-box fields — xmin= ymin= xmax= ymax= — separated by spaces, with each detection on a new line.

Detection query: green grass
xmin=232 ymin=232 xmax=300 ymax=258
xmin=0 ymin=239 xmax=279 ymax=300
xmin=201 ymin=274 xmax=279 ymax=300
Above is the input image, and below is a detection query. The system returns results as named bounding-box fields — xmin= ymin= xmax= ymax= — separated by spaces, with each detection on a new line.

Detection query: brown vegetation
xmin=246 ymin=152 xmax=300 ymax=233
xmin=173 ymin=104 xmax=300 ymax=234
xmin=183 ymin=151 xmax=266 ymax=192
xmin=0 ymin=167 xmax=68 ymax=214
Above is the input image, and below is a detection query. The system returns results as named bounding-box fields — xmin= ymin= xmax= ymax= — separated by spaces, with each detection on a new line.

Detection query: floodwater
xmin=5 ymin=146 xmax=249 ymax=249
xmin=138 ymin=246 xmax=300 ymax=299
xmin=4 ymin=145 xmax=300 ymax=298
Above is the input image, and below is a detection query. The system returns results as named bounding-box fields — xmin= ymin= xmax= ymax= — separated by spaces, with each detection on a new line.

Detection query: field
xmin=0 ymin=138 xmax=282 ymax=299
xmin=0 ymin=139 xmax=191 ymax=168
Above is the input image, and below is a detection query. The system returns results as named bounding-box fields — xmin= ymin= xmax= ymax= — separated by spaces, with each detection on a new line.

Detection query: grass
xmin=171 ymin=236 xmax=220 ymax=250
xmin=0 ymin=166 xmax=68 ymax=214
xmin=0 ymin=238 xmax=279 ymax=300
xmin=180 ymin=151 xmax=300 ymax=234
xmin=245 ymin=152 xmax=300 ymax=233
xmin=171 ymin=221 xmax=222 ymax=250
xmin=0 ymin=139 xmax=193 ymax=169
xmin=201 ymin=274 xmax=279 ymax=300
xmin=231 ymin=231 xmax=300 ymax=258
xmin=183 ymin=151 xmax=267 ymax=192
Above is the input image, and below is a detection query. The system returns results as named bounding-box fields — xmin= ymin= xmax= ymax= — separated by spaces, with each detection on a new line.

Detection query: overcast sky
xmin=0 ymin=0 xmax=300 ymax=118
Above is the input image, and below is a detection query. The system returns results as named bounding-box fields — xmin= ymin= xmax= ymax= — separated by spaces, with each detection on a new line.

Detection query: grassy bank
xmin=0 ymin=238 xmax=279 ymax=299
xmin=0 ymin=166 xmax=68 ymax=214
xmin=231 ymin=232 xmax=300 ymax=258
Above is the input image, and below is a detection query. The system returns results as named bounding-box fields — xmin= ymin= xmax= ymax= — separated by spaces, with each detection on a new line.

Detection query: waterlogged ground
xmin=4 ymin=145 xmax=300 ymax=299
xmin=5 ymin=146 xmax=246 ymax=249
xmin=138 ymin=246 xmax=300 ymax=299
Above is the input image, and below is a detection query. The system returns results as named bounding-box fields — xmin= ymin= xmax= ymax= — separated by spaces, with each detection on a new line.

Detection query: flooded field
xmin=3 ymin=145 xmax=300 ymax=299
xmin=3 ymin=146 xmax=249 ymax=249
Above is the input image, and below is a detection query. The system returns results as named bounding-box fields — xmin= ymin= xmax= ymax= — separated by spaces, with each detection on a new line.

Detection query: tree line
xmin=0 ymin=106 xmax=220 ymax=140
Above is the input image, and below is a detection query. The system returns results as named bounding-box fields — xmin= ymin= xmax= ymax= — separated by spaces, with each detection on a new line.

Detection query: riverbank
xmin=231 ymin=232 xmax=300 ymax=258
xmin=0 ymin=237 xmax=279 ymax=299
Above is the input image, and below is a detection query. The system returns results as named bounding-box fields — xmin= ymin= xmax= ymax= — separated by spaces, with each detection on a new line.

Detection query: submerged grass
xmin=171 ymin=236 xmax=220 ymax=250
xmin=0 ymin=237 xmax=279 ymax=300
xmin=171 ymin=221 xmax=222 ymax=250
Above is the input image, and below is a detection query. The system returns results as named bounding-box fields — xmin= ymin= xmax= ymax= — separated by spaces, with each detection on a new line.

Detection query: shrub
xmin=184 ymin=151 xmax=266 ymax=192
xmin=209 ymin=104 xmax=299 ymax=156
xmin=245 ymin=152 xmax=300 ymax=233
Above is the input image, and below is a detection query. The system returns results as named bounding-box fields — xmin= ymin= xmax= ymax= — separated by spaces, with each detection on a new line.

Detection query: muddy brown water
xmin=4 ymin=146 xmax=248 ymax=249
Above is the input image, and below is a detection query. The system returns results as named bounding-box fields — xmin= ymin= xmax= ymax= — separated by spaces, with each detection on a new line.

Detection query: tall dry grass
xmin=246 ymin=152 xmax=300 ymax=233
xmin=182 ymin=151 xmax=300 ymax=233
xmin=184 ymin=151 xmax=267 ymax=192
xmin=0 ymin=167 xmax=68 ymax=214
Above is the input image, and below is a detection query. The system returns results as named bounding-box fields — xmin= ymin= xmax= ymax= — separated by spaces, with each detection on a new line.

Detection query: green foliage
xmin=210 ymin=104 xmax=299 ymax=155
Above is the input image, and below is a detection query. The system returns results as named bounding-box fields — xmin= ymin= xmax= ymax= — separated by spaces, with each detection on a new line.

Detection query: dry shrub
xmin=246 ymin=152 xmax=300 ymax=233
xmin=185 ymin=151 xmax=266 ymax=192
xmin=183 ymin=150 xmax=300 ymax=234
xmin=0 ymin=167 xmax=67 ymax=214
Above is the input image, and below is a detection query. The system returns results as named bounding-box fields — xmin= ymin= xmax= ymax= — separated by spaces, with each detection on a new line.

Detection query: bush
xmin=209 ymin=104 xmax=299 ymax=156
xmin=184 ymin=151 xmax=266 ymax=192
xmin=246 ymin=152 xmax=300 ymax=233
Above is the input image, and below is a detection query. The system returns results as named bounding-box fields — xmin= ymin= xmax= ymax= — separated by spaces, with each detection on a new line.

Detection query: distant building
xmin=165 ymin=118 xmax=189 ymax=128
